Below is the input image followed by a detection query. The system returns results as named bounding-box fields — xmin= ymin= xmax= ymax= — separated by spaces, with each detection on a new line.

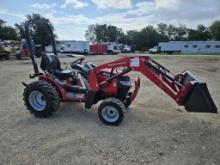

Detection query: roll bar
xmin=25 ymin=19 xmax=57 ymax=74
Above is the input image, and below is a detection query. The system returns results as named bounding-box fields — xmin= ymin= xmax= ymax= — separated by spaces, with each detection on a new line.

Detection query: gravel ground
xmin=0 ymin=54 xmax=219 ymax=165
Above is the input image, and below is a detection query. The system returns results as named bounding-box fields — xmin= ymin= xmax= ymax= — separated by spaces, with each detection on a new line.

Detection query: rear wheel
xmin=98 ymin=98 xmax=125 ymax=126
xmin=5 ymin=54 xmax=9 ymax=60
xmin=107 ymin=50 xmax=113 ymax=55
xmin=23 ymin=81 xmax=60 ymax=117
xmin=84 ymin=49 xmax=88 ymax=55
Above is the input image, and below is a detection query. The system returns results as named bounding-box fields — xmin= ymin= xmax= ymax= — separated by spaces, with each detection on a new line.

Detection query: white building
xmin=158 ymin=41 xmax=220 ymax=54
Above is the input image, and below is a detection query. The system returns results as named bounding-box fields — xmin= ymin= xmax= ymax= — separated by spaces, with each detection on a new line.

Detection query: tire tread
xmin=23 ymin=80 xmax=60 ymax=118
xmin=98 ymin=98 xmax=125 ymax=126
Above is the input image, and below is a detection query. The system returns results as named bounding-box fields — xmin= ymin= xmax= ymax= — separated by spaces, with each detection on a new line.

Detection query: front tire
xmin=23 ymin=81 xmax=60 ymax=118
xmin=98 ymin=98 xmax=125 ymax=126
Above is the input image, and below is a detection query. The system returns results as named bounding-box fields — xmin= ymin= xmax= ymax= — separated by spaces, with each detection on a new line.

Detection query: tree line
xmin=85 ymin=21 xmax=220 ymax=50
xmin=0 ymin=19 xmax=18 ymax=40
xmin=0 ymin=14 xmax=54 ymax=47
xmin=0 ymin=13 xmax=220 ymax=50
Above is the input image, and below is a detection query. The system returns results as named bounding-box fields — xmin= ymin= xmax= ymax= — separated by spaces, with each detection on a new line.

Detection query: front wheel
xmin=23 ymin=81 xmax=60 ymax=118
xmin=98 ymin=98 xmax=125 ymax=126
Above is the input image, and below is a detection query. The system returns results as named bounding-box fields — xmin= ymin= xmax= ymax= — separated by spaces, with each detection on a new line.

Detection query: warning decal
xmin=130 ymin=57 xmax=140 ymax=67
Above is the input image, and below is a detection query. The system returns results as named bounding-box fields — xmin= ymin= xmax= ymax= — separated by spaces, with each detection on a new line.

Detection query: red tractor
xmin=22 ymin=20 xmax=217 ymax=126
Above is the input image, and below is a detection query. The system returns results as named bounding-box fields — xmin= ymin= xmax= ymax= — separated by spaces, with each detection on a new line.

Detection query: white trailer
xmin=45 ymin=40 xmax=89 ymax=54
xmin=157 ymin=41 xmax=220 ymax=54
xmin=45 ymin=43 xmax=62 ymax=53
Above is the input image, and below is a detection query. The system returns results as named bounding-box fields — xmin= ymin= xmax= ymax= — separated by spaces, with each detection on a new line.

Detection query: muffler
xmin=181 ymin=71 xmax=217 ymax=113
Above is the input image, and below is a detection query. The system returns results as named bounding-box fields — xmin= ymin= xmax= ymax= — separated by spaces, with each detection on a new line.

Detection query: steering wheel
xmin=71 ymin=57 xmax=85 ymax=66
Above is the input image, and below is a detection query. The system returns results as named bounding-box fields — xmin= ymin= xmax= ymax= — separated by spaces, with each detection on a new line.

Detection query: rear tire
xmin=98 ymin=98 xmax=125 ymax=126
xmin=23 ymin=81 xmax=60 ymax=118
xmin=107 ymin=50 xmax=113 ymax=55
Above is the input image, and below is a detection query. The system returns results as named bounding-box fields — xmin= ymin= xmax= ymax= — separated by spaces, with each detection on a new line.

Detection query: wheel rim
xmin=29 ymin=91 xmax=47 ymax=111
xmin=102 ymin=106 xmax=119 ymax=123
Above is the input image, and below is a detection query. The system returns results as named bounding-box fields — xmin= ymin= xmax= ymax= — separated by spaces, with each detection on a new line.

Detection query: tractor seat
xmin=40 ymin=54 xmax=73 ymax=80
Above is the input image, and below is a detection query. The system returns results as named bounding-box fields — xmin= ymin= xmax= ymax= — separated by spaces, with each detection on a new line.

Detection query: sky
xmin=0 ymin=0 xmax=220 ymax=40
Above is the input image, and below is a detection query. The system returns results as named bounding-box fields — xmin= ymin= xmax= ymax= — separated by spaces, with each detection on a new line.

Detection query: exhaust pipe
xmin=181 ymin=72 xmax=217 ymax=113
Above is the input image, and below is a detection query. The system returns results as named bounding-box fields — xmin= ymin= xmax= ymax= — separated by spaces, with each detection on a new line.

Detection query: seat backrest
xmin=40 ymin=54 xmax=61 ymax=72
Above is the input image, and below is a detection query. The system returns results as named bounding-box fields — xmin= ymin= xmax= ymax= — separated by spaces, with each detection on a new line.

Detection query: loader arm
xmin=88 ymin=56 xmax=217 ymax=113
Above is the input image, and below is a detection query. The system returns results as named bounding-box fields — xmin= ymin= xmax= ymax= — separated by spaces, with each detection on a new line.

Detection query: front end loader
xmin=86 ymin=56 xmax=217 ymax=114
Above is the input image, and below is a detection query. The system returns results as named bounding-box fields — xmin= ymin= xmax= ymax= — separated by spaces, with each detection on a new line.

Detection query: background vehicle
xmin=123 ymin=47 xmax=131 ymax=53
xmin=90 ymin=44 xmax=108 ymax=54
xmin=105 ymin=42 xmax=121 ymax=54
xmin=149 ymin=46 xmax=161 ymax=54
xmin=150 ymin=41 xmax=220 ymax=54
xmin=120 ymin=44 xmax=132 ymax=53
xmin=0 ymin=40 xmax=21 ymax=60
xmin=45 ymin=40 xmax=89 ymax=55
xmin=0 ymin=48 xmax=10 ymax=60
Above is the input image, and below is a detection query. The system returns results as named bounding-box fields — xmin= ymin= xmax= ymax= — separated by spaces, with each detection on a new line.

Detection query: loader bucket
xmin=182 ymin=72 xmax=217 ymax=113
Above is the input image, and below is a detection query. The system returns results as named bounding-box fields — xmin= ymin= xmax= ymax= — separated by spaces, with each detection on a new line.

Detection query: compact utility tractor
xmin=22 ymin=20 xmax=217 ymax=126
